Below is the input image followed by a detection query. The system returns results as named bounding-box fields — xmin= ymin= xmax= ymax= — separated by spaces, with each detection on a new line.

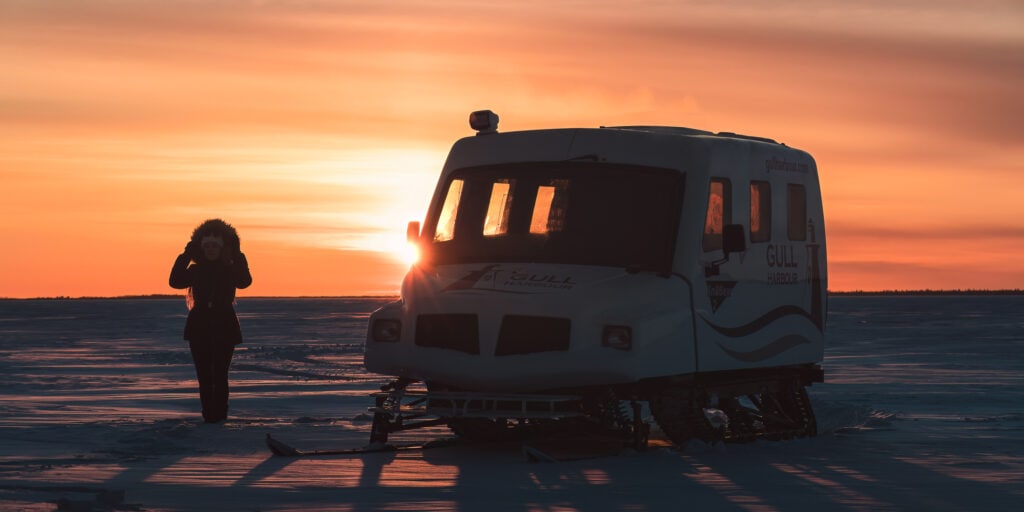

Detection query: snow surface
xmin=1 ymin=296 xmax=1022 ymax=511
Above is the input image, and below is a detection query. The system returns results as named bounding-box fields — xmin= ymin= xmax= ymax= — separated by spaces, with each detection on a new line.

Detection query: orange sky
xmin=1 ymin=0 xmax=1022 ymax=297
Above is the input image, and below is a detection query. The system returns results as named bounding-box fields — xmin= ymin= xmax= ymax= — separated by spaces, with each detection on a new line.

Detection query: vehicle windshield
xmin=421 ymin=162 xmax=684 ymax=273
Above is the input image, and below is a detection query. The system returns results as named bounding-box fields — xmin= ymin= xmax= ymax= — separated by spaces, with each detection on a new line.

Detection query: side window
xmin=482 ymin=179 xmax=515 ymax=236
xmin=787 ymin=183 xmax=807 ymax=241
xmin=703 ymin=178 xmax=731 ymax=251
xmin=750 ymin=181 xmax=771 ymax=243
xmin=529 ymin=179 xmax=570 ymax=234
xmin=434 ymin=179 xmax=464 ymax=242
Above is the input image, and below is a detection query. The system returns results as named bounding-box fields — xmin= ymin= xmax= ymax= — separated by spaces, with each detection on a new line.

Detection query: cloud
xmin=828 ymin=222 xmax=1024 ymax=242
xmin=828 ymin=258 xmax=1024 ymax=292
xmin=6 ymin=1 xmax=1021 ymax=143
xmin=2 ymin=0 xmax=1022 ymax=295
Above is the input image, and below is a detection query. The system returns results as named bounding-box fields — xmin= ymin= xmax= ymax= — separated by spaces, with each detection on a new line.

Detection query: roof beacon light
xmin=469 ymin=110 xmax=499 ymax=135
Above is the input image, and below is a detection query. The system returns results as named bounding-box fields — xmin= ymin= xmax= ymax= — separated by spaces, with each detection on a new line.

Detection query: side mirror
xmin=406 ymin=221 xmax=421 ymax=243
xmin=723 ymin=224 xmax=746 ymax=256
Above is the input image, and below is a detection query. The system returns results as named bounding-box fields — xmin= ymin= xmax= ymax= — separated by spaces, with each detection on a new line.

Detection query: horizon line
xmin=2 ymin=289 xmax=1023 ymax=300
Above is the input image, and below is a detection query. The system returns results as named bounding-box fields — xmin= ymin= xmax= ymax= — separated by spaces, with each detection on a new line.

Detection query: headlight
xmin=602 ymin=325 xmax=632 ymax=350
xmin=371 ymin=319 xmax=402 ymax=342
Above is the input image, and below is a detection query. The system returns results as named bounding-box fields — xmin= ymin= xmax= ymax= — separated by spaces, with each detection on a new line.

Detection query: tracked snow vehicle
xmin=363 ymin=111 xmax=826 ymax=449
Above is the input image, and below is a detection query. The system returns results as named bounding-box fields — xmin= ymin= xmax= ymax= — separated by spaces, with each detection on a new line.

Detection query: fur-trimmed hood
xmin=190 ymin=218 xmax=241 ymax=255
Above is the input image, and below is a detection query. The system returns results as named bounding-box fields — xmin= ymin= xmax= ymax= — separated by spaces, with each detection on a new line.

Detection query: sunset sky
xmin=2 ymin=0 xmax=1022 ymax=298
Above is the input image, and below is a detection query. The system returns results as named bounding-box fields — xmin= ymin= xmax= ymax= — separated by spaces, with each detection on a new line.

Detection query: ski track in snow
xmin=0 ymin=296 xmax=1022 ymax=511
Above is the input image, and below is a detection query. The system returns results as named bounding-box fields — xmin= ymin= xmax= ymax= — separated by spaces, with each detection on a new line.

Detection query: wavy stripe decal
xmin=717 ymin=335 xmax=812 ymax=362
xmin=702 ymin=305 xmax=819 ymax=338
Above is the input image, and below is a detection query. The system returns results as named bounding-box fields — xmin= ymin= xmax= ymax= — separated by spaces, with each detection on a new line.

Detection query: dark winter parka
xmin=169 ymin=219 xmax=253 ymax=345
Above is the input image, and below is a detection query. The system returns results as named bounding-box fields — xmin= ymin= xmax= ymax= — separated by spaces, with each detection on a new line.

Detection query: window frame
xmin=482 ymin=179 xmax=515 ymax=237
xmin=433 ymin=179 xmax=464 ymax=242
xmin=703 ymin=177 xmax=732 ymax=252
xmin=529 ymin=179 xmax=570 ymax=235
xmin=749 ymin=180 xmax=772 ymax=243
xmin=420 ymin=162 xmax=685 ymax=272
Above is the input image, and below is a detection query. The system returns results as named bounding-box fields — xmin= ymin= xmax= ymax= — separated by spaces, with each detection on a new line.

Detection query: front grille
xmin=415 ymin=314 xmax=480 ymax=354
xmin=495 ymin=315 xmax=571 ymax=356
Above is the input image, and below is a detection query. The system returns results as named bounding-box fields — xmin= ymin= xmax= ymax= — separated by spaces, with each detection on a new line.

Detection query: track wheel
xmin=761 ymin=383 xmax=817 ymax=439
xmin=780 ymin=384 xmax=817 ymax=438
xmin=719 ymin=397 xmax=759 ymax=443
xmin=649 ymin=386 xmax=718 ymax=447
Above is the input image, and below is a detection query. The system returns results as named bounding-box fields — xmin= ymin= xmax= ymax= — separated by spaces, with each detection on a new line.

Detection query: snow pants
xmin=189 ymin=340 xmax=235 ymax=423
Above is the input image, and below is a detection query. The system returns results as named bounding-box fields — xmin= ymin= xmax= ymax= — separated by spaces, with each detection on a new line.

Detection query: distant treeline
xmin=1 ymin=294 xmax=401 ymax=301
xmin=4 ymin=290 xmax=1023 ymax=300
xmin=829 ymin=289 xmax=1023 ymax=296
xmin=1 ymin=294 xmax=182 ymax=301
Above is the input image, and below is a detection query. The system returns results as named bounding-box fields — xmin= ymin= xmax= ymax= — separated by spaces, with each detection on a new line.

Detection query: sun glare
xmin=401 ymin=241 xmax=422 ymax=266
xmin=232 ymin=147 xmax=440 ymax=266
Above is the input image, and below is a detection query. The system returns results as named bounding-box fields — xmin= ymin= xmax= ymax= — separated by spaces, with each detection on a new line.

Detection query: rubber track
xmin=652 ymin=382 xmax=817 ymax=447
xmin=649 ymin=387 xmax=718 ymax=446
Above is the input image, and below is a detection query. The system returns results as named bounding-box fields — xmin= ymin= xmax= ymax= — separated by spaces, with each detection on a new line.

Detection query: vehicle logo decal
xmin=442 ymin=265 xmax=578 ymax=293
xmin=443 ymin=264 xmax=500 ymax=291
xmin=707 ymin=281 xmax=737 ymax=312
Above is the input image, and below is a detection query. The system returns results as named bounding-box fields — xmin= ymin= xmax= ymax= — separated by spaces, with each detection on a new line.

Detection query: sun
xmin=399 ymin=241 xmax=421 ymax=266
xmin=369 ymin=227 xmax=423 ymax=267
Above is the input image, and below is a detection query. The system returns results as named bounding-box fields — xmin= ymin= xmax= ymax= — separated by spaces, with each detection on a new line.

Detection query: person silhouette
xmin=169 ymin=218 xmax=252 ymax=423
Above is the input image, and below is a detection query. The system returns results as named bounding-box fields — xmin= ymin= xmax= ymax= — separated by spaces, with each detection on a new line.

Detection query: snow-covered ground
xmin=1 ymin=295 xmax=1021 ymax=511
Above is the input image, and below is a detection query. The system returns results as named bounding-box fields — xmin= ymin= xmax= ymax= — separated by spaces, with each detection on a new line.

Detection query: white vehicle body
xmin=365 ymin=119 xmax=826 ymax=395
